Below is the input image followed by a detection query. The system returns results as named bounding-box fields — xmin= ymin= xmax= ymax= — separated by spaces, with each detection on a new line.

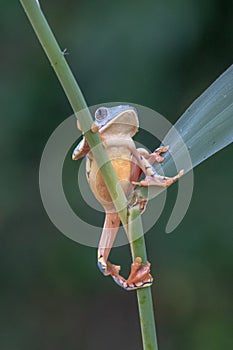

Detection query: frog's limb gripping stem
xmin=91 ymin=122 xmax=99 ymax=133
xmin=132 ymin=170 xmax=184 ymax=187
xmin=137 ymin=145 xmax=170 ymax=164
xmin=72 ymin=137 xmax=90 ymax=160
xmin=128 ymin=190 xmax=148 ymax=214
xmin=132 ymin=147 xmax=184 ymax=187
xmin=128 ymin=258 xmax=153 ymax=285
xmin=112 ymin=257 xmax=153 ymax=291
xmin=97 ymin=212 xmax=153 ymax=290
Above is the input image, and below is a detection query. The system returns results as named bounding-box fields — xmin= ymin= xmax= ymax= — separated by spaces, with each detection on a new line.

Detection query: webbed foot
xmin=137 ymin=146 xmax=169 ymax=164
xmin=97 ymin=253 xmax=121 ymax=276
xmin=98 ymin=254 xmax=153 ymax=291
xmin=132 ymin=169 xmax=184 ymax=187
xmin=149 ymin=145 xmax=170 ymax=163
xmin=112 ymin=257 xmax=153 ymax=291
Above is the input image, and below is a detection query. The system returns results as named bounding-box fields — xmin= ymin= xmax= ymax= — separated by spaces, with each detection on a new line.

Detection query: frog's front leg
xmin=132 ymin=148 xmax=184 ymax=187
xmin=129 ymin=146 xmax=170 ymax=186
xmin=72 ymin=137 xmax=90 ymax=160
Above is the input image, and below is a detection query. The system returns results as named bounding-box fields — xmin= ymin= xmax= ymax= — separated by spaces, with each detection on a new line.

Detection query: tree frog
xmin=72 ymin=105 xmax=183 ymax=290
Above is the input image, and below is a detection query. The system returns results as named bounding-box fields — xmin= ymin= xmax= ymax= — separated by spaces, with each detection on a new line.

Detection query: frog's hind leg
xmin=97 ymin=212 xmax=123 ymax=278
xmin=98 ymin=212 xmax=153 ymax=290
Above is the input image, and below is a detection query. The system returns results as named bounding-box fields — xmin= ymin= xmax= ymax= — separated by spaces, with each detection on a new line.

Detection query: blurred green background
xmin=1 ymin=1 xmax=232 ymax=349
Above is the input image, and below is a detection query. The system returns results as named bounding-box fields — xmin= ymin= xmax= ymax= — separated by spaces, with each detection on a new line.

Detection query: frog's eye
xmin=95 ymin=107 xmax=108 ymax=121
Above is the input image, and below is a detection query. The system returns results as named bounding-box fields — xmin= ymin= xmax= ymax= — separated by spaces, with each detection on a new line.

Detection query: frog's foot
xmin=98 ymin=255 xmax=128 ymax=286
xmin=128 ymin=191 xmax=148 ymax=213
xmin=127 ymin=257 xmax=153 ymax=285
xmin=98 ymin=253 xmax=121 ymax=277
xmin=132 ymin=169 xmax=184 ymax=187
xmin=98 ymin=254 xmax=153 ymax=291
xmin=112 ymin=257 xmax=153 ymax=291
xmin=149 ymin=145 xmax=170 ymax=163
xmin=137 ymin=146 xmax=169 ymax=164
xmin=72 ymin=137 xmax=90 ymax=160
xmin=91 ymin=122 xmax=99 ymax=133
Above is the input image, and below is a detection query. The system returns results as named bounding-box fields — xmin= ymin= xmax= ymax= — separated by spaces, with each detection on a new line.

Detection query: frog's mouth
xmin=100 ymin=106 xmax=139 ymax=137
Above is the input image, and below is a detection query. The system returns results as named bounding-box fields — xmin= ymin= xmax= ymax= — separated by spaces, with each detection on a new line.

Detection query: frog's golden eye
xmin=95 ymin=107 xmax=108 ymax=121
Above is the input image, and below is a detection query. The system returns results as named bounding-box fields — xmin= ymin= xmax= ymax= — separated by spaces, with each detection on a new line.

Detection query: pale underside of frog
xmin=72 ymin=105 xmax=183 ymax=290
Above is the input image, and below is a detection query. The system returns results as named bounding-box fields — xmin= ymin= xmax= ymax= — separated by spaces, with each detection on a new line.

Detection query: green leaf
xmin=162 ymin=64 xmax=233 ymax=174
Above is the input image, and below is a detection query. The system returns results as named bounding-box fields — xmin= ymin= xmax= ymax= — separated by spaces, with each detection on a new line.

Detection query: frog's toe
xmin=91 ymin=122 xmax=99 ymax=133
xmin=97 ymin=255 xmax=108 ymax=275
xmin=112 ymin=257 xmax=153 ymax=291
xmin=112 ymin=274 xmax=153 ymax=291
xmin=149 ymin=145 xmax=170 ymax=163
xmin=97 ymin=255 xmax=121 ymax=277
xmin=132 ymin=169 xmax=184 ymax=187
xmin=127 ymin=257 xmax=153 ymax=284
xmin=155 ymin=145 xmax=169 ymax=153
xmin=132 ymin=180 xmax=147 ymax=187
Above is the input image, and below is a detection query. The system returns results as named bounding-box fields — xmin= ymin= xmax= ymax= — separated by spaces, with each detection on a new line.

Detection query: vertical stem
xmin=129 ymin=205 xmax=158 ymax=350
xmin=19 ymin=1 xmax=158 ymax=349
xmin=19 ymin=0 xmax=128 ymax=224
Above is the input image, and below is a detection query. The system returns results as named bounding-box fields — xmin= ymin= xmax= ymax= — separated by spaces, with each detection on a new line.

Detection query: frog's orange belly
xmin=87 ymin=158 xmax=133 ymax=210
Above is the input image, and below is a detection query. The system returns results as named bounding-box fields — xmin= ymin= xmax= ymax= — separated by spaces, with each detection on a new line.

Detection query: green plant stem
xmin=129 ymin=205 xmax=158 ymax=350
xmin=19 ymin=1 xmax=158 ymax=349
xmin=19 ymin=0 xmax=128 ymax=223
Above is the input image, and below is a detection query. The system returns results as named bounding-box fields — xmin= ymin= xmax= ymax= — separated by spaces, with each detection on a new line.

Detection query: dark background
xmin=1 ymin=1 xmax=232 ymax=349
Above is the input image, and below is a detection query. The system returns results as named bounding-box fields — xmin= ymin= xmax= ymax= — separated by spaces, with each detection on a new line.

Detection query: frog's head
xmin=94 ymin=105 xmax=139 ymax=137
